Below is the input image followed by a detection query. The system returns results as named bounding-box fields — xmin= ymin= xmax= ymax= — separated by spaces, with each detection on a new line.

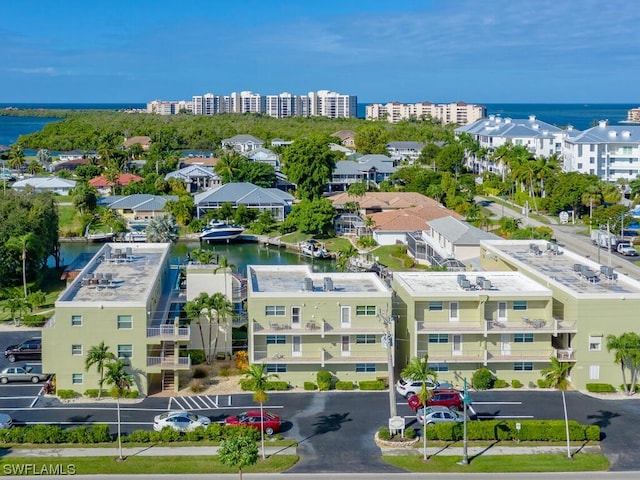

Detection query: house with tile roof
xmin=221 ymin=134 xmax=265 ymax=153
xmin=99 ymin=194 xmax=178 ymax=227
xmin=12 ymin=177 xmax=77 ymax=195
xmin=164 ymin=165 xmax=221 ymax=193
xmin=330 ymin=191 xmax=433 ymax=215
xmin=193 ymin=182 xmax=294 ymax=221
xmin=122 ymin=136 xmax=152 ymax=150
xmin=89 ymin=173 xmax=143 ymax=196
xmin=331 ymin=130 xmax=356 ymax=148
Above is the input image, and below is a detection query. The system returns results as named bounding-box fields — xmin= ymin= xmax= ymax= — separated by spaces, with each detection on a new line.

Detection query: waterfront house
xmin=123 ymin=136 xmax=152 ymax=151
xmin=43 ymin=243 xmax=189 ymax=395
xmin=247 ymin=265 xmax=393 ymax=387
xmin=329 ymin=155 xmax=396 ymax=191
xmin=89 ymin=173 xmax=143 ymax=196
xmin=242 ymin=147 xmax=280 ymax=170
xmin=164 ymin=165 xmax=221 ymax=193
xmin=99 ymin=194 xmax=178 ymax=227
xmin=11 ymin=177 xmax=76 ymax=195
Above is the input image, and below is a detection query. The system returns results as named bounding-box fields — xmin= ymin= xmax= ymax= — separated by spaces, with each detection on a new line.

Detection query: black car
xmin=4 ymin=338 xmax=42 ymax=363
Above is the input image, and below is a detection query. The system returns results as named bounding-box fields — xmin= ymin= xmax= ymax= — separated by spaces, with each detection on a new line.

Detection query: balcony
xmin=146 ymin=356 xmax=191 ymax=370
xmin=146 ymin=325 xmax=190 ymax=340
xmin=485 ymin=349 xmax=555 ymax=363
xmin=253 ymin=349 xmax=386 ymax=365
xmin=416 ymin=320 xmax=484 ymax=334
xmin=416 ymin=317 xmax=577 ymax=337
xmin=253 ymin=319 xmax=383 ymax=336
xmin=417 ymin=349 xmax=485 ymax=363
xmin=417 ymin=347 xmax=574 ymax=365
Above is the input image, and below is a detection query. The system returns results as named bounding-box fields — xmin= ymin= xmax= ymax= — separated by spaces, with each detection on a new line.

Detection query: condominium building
xmin=265 ymin=92 xmax=297 ymax=118
xmin=479 ymin=239 xmax=640 ymax=389
xmin=247 ymin=265 xmax=392 ymax=386
xmin=393 ymin=269 xmax=576 ymax=387
xmin=147 ymin=100 xmax=193 ymax=115
xmin=626 ymin=107 xmax=640 ymax=123
xmin=308 ymin=90 xmax=357 ymax=119
xmin=562 ymin=121 xmax=640 ymax=181
xmin=43 ymin=243 xmax=189 ymax=396
xmin=366 ymin=101 xmax=486 ymax=125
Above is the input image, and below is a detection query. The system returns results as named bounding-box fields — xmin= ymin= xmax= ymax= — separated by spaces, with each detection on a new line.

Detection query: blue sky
xmin=1 ymin=0 xmax=639 ymax=104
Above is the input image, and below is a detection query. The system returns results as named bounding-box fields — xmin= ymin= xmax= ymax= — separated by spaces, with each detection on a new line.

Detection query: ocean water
xmin=0 ymin=116 xmax=60 ymax=147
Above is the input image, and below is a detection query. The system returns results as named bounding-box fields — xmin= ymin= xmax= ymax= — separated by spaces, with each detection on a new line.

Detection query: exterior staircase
xmin=162 ymin=370 xmax=175 ymax=391
xmin=161 ymin=341 xmax=176 ymax=392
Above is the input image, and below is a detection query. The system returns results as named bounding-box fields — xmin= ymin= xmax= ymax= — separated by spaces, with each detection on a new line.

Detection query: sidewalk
xmin=381 ymin=444 xmax=602 ymax=457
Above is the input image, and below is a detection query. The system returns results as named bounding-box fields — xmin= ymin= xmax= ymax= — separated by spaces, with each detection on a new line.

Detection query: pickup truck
xmin=0 ymin=364 xmax=49 ymax=384
xmin=617 ymin=242 xmax=639 ymax=256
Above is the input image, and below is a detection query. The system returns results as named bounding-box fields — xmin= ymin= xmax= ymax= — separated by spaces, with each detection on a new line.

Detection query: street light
xmin=377 ymin=307 xmax=396 ymax=418
xmin=458 ymin=377 xmax=473 ymax=466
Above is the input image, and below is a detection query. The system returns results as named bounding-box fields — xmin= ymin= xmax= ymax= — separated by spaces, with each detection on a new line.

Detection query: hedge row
xmin=240 ymin=379 xmax=289 ymax=391
xmin=0 ymin=423 xmax=261 ymax=445
xmin=586 ymin=383 xmax=616 ymax=393
xmin=407 ymin=420 xmax=600 ymax=442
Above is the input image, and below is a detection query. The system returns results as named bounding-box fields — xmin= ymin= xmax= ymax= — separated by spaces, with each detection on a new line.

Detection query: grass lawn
xmin=58 ymin=204 xmax=83 ymax=236
xmin=383 ymin=453 xmax=609 ymax=473
xmin=372 ymin=244 xmax=411 ymax=270
xmin=0 ymin=455 xmax=298 ymax=475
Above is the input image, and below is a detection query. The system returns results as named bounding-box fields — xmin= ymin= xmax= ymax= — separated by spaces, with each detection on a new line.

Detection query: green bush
xmin=586 ymin=383 xmax=616 ymax=393
xmin=493 ymin=379 xmax=508 ymax=388
xmin=57 ymin=389 xmax=77 ymax=399
xmin=304 ymin=382 xmax=317 ymax=390
xmin=240 ymin=379 xmax=289 ymax=391
xmin=537 ymin=378 xmax=550 ymax=388
xmin=511 ymin=379 xmax=523 ymax=389
xmin=378 ymin=426 xmax=391 ymax=440
xmin=472 ymin=367 xmax=495 ymax=390
xmin=192 ymin=366 xmax=209 ymax=379
xmin=586 ymin=425 xmax=601 ymax=441
xmin=184 ymin=349 xmax=206 ymax=365
xmin=433 ymin=422 xmax=463 ymax=441
xmin=336 ymin=381 xmax=354 ymax=390
xmin=619 ymin=383 xmax=640 ymax=393
xmin=90 ymin=424 xmax=111 ymax=443
xmin=125 ymin=389 xmax=138 ymax=399
xmin=317 ymin=370 xmax=333 ymax=391
xmin=22 ymin=314 xmax=47 ymax=327
xmin=405 ymin=427 xmax=417 ymax=439
xmin=65 ymin=426 xmax=93 ymax=444
xmin=185 ymin=426 xmax=206 ymax=441
xmin=359 ymin=380 xmax=386 ymax=390
xmin=159 ymin=426 xmax=183 ymax=442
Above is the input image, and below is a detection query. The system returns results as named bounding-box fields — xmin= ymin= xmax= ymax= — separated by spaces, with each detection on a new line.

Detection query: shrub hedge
xmin=336 ymin=381 xmax=354 ymax=390
xmin=304 ymin=382 xmax=317 ymax=390
xmin=183 ymin=349 xmax=206 ymax=365
xmin=57 ymin=389 xmax=76 ymax=399
xmin=586 ymin=383 xmax=616 ymax=393
xmin=358 ymin=380 xmax=386 ymax=391
xmin=472 ymin=367 xmax=495 ymax=390
xmin=511 ymin=379 xmax=523 ymax=389
xmin=493 ymin=379 xmax=508 ymax=388
xmin=317 ymin=370 xmax=333 ymax=391
xmin=240 ymin=379 xmax=289 ymax=391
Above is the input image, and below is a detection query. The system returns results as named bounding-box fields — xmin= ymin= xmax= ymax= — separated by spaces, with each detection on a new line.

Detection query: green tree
xmin=335 ymin=244 xmax=358 ymax=272
xmin=27 ymin=290 xmax=47 ymax=311
xmin=218 ymin=434 xmax=259 ymax=480
xmin=7 ymin=145 xmax=25 ymax=171
xmin=354 ymin=124 xmax=390 ymax=155
xmin=5 ymin=233 xmax=37 ymax=298
xmin=417 ymin=143 xmax=441 ymax=168
xmin=607 ymin=333 xmax=640 ymax=395
xmin=239 ymin=161 xmax=276 ymax=188
xmin=218 ymin=202 xmax=235 ymax=222
xmin=208 ymin=291 xmax=235 ymax=358
xmin=542 ymin=357 xmax=572 ymax=459
xmin=70 ymin=182 xmax=98 ymax=216
xmin=281 ymin=198 xmax=336 ymax=235
xmin=184 ymin=294 xmax=209 ymax=363
xmin=401 ymin=355 xmax=436 ymax=461
xmin=234 ymin=204 xmax=256 ymax=227
xmin=243 ymin=363 xmax=278 ymax=459
xmin=190 ymin=248 xmax=218 ymax=264
xmin=36 ymin=149 xmax=51 ymax=169
xmin=103 ymin=359 xmax=133 ymax=461
xmin=26 ymin=161 xmax=43 ymax=176
xmin=164 ymin=195 xmax=194 ymax=226
xmin=281 ymin=135 xmax=337 ymax=201
xmin=215 ymin=151 xmax=245 ymax=183
xmin=2 ymin=296 xmax=32 ymax=326
xmin=434 ymin=144 xmax=465 ymax=174
xmin=347 ymin=181 xmax=367 ymax=199
xmin=146 ymin=214 xmax=180 ymax=243
xmin=84 ymin=341 xmax=117 ymax=400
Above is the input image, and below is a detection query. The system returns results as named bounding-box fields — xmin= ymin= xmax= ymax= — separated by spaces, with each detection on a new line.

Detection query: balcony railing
xmin=417 ymin=347 xmax=573 ymax=364
xmin=252 ymin=319 xmax=383 ymax=335
xmin=147 ymin=325 xmax=190 ymax=340
xmin=253 ymin=349 xmax=386 ymax=364
xmin=147 ymin=356 xmax=191 ymax=368
xmin=416 ymin=318 xmax=577 ymax=336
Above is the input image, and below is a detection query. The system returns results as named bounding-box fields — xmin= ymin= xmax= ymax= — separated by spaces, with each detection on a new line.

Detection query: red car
xmin=407 ymin=389 xmax=463 ymax=412
xmin=225 ymin=410 xmax=282 ymax=435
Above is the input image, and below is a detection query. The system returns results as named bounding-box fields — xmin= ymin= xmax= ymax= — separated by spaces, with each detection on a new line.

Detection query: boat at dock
xmin=124 ymin=229 xmax=147 ymax=242
xmin=84 ymin=226 xmax=115 ymax=243
xmin=299 ymin=239 xmax=330 ymax=259
xmin=199 ymin=221 xmax=244 ymax=242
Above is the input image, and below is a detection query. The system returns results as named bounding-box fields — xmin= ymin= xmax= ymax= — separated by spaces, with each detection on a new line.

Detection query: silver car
xmin=0 ymin=365 xmax=49 ymax=384
xmin=416 ymin=405 xmax=465 ymax=425
xmin=153 ymin=411 xmax=211 ymax=432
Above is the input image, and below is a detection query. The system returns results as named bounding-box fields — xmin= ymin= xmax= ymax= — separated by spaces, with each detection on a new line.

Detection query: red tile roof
xmin=368 ymin=204 xmax=463 ymax=232
xmin=89 ymin=173 xmax=143 ymax=187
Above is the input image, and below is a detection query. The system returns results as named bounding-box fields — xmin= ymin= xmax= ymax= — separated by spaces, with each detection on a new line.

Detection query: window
xmin=589 ymin=336 xmax=602 ymax=351
xmin=428 ymin=334 xmax=449 ymax=344
xmin=356 ymin=334 xmax=376 ymax=344
xmin=266 ymin=335 xmax=286 ymax=345
xmin=355 ymin=363 xmax=376 ymax=372
xmin=71 ymin=345 xmax=83 ymax=356
xmin=514 ymin=333 xmax=534 ymax=343
xmin=266 ymin=364 xmax=287 ymax=373
xmin=72 ymin=373 xmax=83 ymax=385
xmin=429 ymin=363 xmax=449 ymax=372
xmin=429 ymin=302 xmax=443 ymax=311
xmin=589 ymin=365 xmax=600 ymax=380
xmin=265 ymin=306 xmax=285 ymax=316
xmin=117 ymin=315 xmax=133 ymax=329
xmin=514 ymin=362 xmax=533 ymax=371
xmin=291 ymin=306 xmax=301 ymax=325
xmin=71 ymin=315 xmax=82 ymax=327
xmin=512 ymin=301 xmax=527 ymax=311
xmin=356 ymin=305 xmax=376 ymax=316
xmin=117 ymin=344 xmax=133 ymax=359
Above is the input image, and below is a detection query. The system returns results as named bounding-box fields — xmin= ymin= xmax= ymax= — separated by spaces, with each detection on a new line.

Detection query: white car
xmin=395 ymin=378 xmax=453 ymax=399
xmin=416 ymin=405 xmax=466 ymax=425
xmin=153 ymin=411 xmax=211 ymax=432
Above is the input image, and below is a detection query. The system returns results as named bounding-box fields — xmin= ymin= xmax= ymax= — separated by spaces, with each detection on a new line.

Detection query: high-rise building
xmin=366 ymin=101 xmax=486 ymax=125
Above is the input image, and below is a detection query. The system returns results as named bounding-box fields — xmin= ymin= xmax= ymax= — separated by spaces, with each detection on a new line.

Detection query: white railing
xmin=146 ymin=325 xmax=190 ymax=339
xmin=43 ymin=315 xmax=56 ymax=328
xmin=147 ymin=356 xmax=191 ymax=368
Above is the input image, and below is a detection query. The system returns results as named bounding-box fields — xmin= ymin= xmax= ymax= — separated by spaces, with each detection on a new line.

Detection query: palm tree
xmin=7 ymin=145 xmax=25 ymax=171
xmin=146 ymin=214 xmax=180 ymax=243
xmin=243 ymin=363 xmax=278 ymax=460
xmin=84 ymin=342 xmax=117 ymax=400
xmin=401 ymin=355 xmax=436 ymax=461
xmin=606 ymin=333 xmax=640 ymax=395
xmin=209 ymin=292 xmax=235 ymax=358
xmin=215 ymin=255 xmax=237 ymax=298
xmin=335 ymin=244 xmax=358 ymax=272
xmin=103 ymin=359 xmax=133 ymax=461
xmin=541 ymin=357 xmax=572 ymax=459
xmin=2 ymin=296 xmax=32 ymax=326
xmin=190 ymin=248 xmax=218 ymax=264
xmin=184 ymin=294 xmax=209 ymax=363
xmin=5 ymin=233 xmax=37 ymax=298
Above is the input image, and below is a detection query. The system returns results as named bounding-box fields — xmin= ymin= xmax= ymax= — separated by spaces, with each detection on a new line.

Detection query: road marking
xmin=21 ymin=421 xmax=154 ymax=426
xmin=0 ymin=396 xmax=40 ymax=400
xmin=471 ymin=401 xmax=522 ymax=405
xmin=476 ymin=415 xmax=534 ymax=419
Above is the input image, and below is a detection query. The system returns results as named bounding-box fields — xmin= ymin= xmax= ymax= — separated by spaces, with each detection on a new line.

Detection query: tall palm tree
xmin=215 ymin=255 xmax=237 ymax=298
xmin=184 ymin=294 xmax=209 ymax=363
xmin=243 ymin=363 xmax=278 ymax=460
xmin=190 ymin=248 xmax=218 ymax=264
xmin=209 ymin=292 xmax=235 ymax=358
xmin=146 ymin=214 xmax=180 ymax=243
xmin=85 ymin=341 xmax=117 ymax=400
xmin=7 ymin=145 xmax=25 ymax=171
xmin=606 ymin=333 xmax=640 ymax=395
xmin=5 ymin=233 xmax=37 ymax=298
xmin=103 ymin=359 xmax=133 ymax=461
xmin=2 ymin=296 xmax=31 ymax=326
xmin=542 ymin=357 xmax=572 ymax=459
xmin=336 ymin=244 xmax=358 ymax=272
xmin=401 ymin=355 xmax=436 ymax=461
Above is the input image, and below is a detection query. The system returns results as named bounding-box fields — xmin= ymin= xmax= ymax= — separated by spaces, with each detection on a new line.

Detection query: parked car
xmin=0 ymin=414 xmax=13 ymax=429
xmin=4 ymin=338 xmax=42 ymax=363
xmin=0 ymin=364 xmax=49 ymax=384
xmin=395 ymin=378 xmax=453 ymax=399
xmin=407 ymin=389 xmax=463 ymax=411
xmin=416 ymin=405 xmax=466 ymax=425
xmin=225 ymin=410 xmax=282 ymax=435
xmin=617 ymin=242 xmax=638 ymax=256
xmin=153 ymin=411 xmax=211 ymax=432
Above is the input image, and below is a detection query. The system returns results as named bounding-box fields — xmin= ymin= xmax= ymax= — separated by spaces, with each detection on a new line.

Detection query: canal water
xmin=54 ymin=240 xmax=337 ymax=275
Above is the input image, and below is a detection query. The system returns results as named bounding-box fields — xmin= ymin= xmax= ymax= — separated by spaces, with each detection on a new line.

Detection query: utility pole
xmin=377 ymin=306 xmax=397 ymax=418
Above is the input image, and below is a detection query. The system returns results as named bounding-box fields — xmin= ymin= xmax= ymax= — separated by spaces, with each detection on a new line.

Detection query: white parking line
xmin=477 ymin=415 xmax=534 ymax=419
xmin=0 ymin=396 xmax=41 ymax=400
xmin=471 ymin=401 xmax=522 ymax=405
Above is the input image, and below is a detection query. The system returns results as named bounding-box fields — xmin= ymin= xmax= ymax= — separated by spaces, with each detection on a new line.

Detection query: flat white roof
xmin=393 ymin=271 xmax=551 ymax=298
xmin=248 ymin=265 xmax=390 ymax=297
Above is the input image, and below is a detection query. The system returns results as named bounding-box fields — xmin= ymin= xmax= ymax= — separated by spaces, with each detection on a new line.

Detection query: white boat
xmin=349 ymin=252 xmax=378 ymax=271
xmin=199 ymin=221 xmax=244 ymax=242
xmin=124 ymin=230 xmax=147 ymax=242
xmin=299 ymin=240 xmax=330 ymax=259
xmin=85 ymin=226 xmax=114 ymax=243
